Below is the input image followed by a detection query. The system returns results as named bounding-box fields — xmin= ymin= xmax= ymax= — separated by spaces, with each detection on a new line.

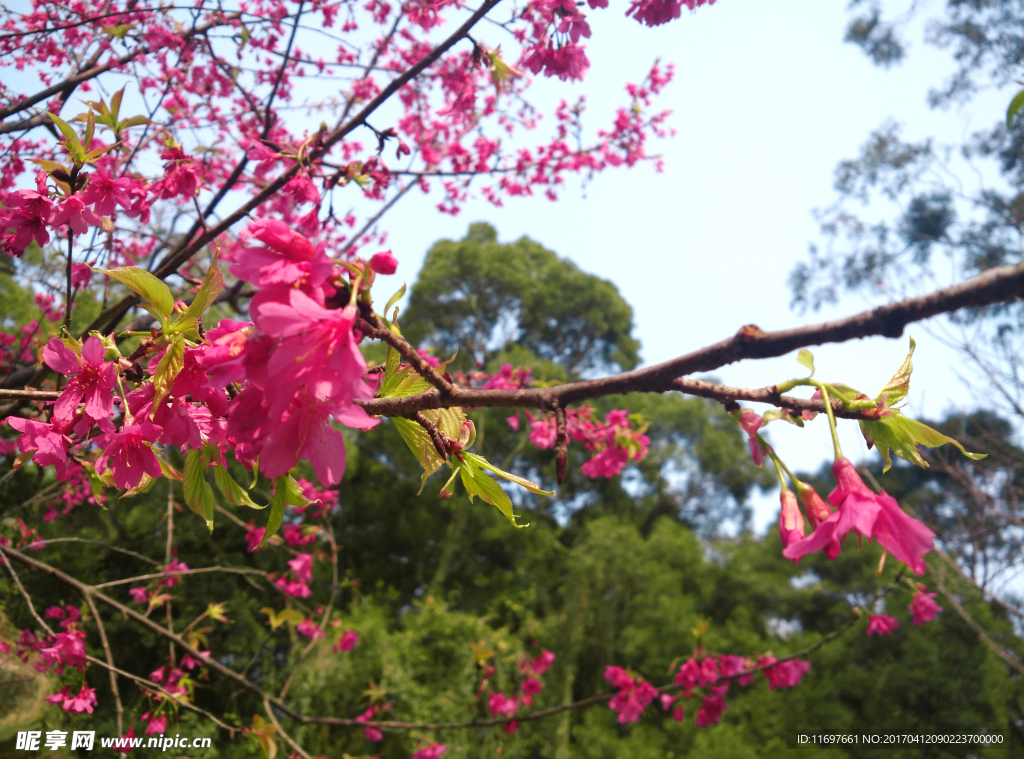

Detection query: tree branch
xmin=357 ymin=262 xmax=1024 ymax=417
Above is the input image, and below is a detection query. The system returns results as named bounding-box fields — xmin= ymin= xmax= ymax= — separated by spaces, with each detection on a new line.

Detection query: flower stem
xmin=64 ymin=230 xmax=74 ymax=331
xmin=815 ymin=382 xmax=843 ymax=460
xmin=767 ymin=448 xmax=788 ymax=490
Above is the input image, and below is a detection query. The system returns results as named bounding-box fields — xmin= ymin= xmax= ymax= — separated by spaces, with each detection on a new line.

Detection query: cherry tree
xmin=1 ymin=0 xmax=1022 ymax=753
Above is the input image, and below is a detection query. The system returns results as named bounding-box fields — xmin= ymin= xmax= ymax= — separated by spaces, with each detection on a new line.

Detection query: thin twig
xmin=82 ymin=592 xmax=124 ymax=740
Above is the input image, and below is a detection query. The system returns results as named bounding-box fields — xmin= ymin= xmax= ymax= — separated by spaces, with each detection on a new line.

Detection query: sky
xmin=363 ymin=0 xmax=1012 ymax=533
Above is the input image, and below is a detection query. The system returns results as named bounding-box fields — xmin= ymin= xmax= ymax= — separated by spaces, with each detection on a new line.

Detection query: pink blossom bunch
xmin=45 ymin=684 xmax=97 ymax=714
xmin=604 ymin=666 xmax=658 ymax=724
xmin=782 ymin=459 xmax=936 ymax=574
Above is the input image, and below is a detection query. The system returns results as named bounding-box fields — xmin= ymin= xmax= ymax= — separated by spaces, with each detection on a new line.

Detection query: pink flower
xmin=144 ymin=713 xmax=167 ymax=737
xmin=95 ymin=421 xmax=164 ymax=490
xmin=866 ymin=613 xmax=900 ymax=636
xmin=869 ymin=488 xmax=936 ymax=576
xmin=718 ymin=654 xmax=753 ymax=686
xmin=369 ymin=251 xmax=398 ymax=274
xmin=579 ymin=445 xmax=629 ymax=478
xmin=245 ymin=523 xmax=266 ymax=552
xmin=0 ymin=187 xmax=54 ymax=253
xmin=231 ymin=220 xmax=331 ymax=295
xmin=778 ymin=488 xmax=805 ymax=551
xmin=695 ymin=686 xmax=728 ymax=727
xmin=909 ymin=589 xmax=942 ymax=625
xmin=363 ymin=727 xmax=383 ymax=742
xmin=334 ymin=630 xmax=359 ymax=652
xmin=794 ymin=480 xmax=833 ymax=529
xmin=531 ymin=650 xmax=556 ymax=675
xmin=274 ymin=578 xmax=312 ymax=598
xmin=43 ymin=337 xmax=117 ymax=428
xmin=81 ymin=168 xmax=138 ymax=216
xmin=161 ymin=558 xmax=189 ymax=588
xmin=63 ymin=684 xmax=97 ymax=714
xmin=604 ymin=666 xmax=657 ymax=723
xmin=7 ymin=415 xmax=72 ymax=478
xmin=411 ymin=744 xmax=448 ymax=759
xmin=39 ymin=630 xmax=87 ymax=671
xmin=782 ymin=459 xmax=883 ymax=563
xmin=760 ymin=657 xmax=810 ymax=690
xmin=519 ymin=676 xmax=543 ymax=706
xmin=736 ymin=409 xmax=765 ymax=466
xmin=51 ymin=195 xmax=101 ymax=234
xmin=505 ymin=414 xmax=520 ymax=430
xmin=288 ymin=553 xmax=314 ymax=584
xmin=45 ymin=686 xmax=72 ymax=707
xmin=297 ymin=619 xmax=324 ymax=639
xmin=488 ymin=691 xmax=518 ymax=718
xmin=283 ymin=524 xmax=315 ymax=548
xmin=129 ymin=587 xmax=148 ymax=604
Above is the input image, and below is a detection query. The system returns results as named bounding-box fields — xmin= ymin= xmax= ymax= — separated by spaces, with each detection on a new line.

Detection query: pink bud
xmin=369 ymin=251 xmax=398 ymax=274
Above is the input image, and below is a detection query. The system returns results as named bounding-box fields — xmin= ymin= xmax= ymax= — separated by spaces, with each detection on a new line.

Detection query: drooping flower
xmin=695 ymin=685 xmax=728 ymax=727
xmin=866 ymin=613 xmax=900 ymax=636
xmin=869 ymin=489 xmax=936 ymax=576
xmin=794 ymin=480 xmax=833 ymax=529
xmin=778 ymin=487 xmax=805 ymax=551
xmin=129 ymin=587 xmax=149 ymax=604
xmin=782 ymin=459 xmax=883 ymax=563
xmin=144 ymin=712 xmax=167 ymax=737
xmin=909 ymin=589 xmax=942 ymax=625
xmin=737 ymin=409 xmax=765 ymax=465
xmin=63 ymin=684 xmax=97 ymax=714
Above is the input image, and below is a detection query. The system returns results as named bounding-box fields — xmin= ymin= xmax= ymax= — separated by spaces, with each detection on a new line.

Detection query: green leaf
xmin=120 ymin=115 xmax=152 ymax=129
xmin=84 ymin=111 xmax=95 ymax=150
xmin=261 ymin=476 xmax=308 ymax=546
xmin=101 ymin=266 xmax=174 ymax=323
xmin=184 ymin=252 xmax=224 ymax=320
xmin=465 ymin=452 xmax=554 ymax=496
xmin=383 ymin=282 xmax=406 ymax=325
xmin=213 ymin=465 xmax=263 ymax=509
xmin=1008 ymin=88 xmax=1024 ymax=127
xmin=797 ymin=349 xmax=814 ymax=376
xmin=47 ymin=112 xmax=84 ymax=157
xmin=261 ymin=607 xmax=305 ymax=631
xmin=183 ymin=449 xmax=215 ymax=531
xmin=152 ymin=335 xmax=185 ymax=412
xmin=860 ymin=413 xmax=986 ymax=473
xmin=876 ymin=336 xmax=915 ymax=407
xmin=392 ymin=417 xmax=446 ymax=491
xmin=459 ymin=457 xmax=527 ymax=527
xmin=110 ymin=86 xmax=125 ymax=121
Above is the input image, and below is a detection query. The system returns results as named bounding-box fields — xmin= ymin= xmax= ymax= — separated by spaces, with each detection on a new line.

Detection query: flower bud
xmin=794 ymin=480 xmax=832 ymax=529
xmin=369 ymin=251 xmax=398 ymax=275
xmin=778 ymin=488 xmax=805 ymax=549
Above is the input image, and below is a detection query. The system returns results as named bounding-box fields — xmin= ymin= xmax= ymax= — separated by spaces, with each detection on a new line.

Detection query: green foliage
xmin=402 ymin=223 xmax=640 ymax=375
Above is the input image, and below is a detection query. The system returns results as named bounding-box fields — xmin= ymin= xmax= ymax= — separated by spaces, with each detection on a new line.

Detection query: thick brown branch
xmin=357 ymin=262 xmax=1024 ymax=417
